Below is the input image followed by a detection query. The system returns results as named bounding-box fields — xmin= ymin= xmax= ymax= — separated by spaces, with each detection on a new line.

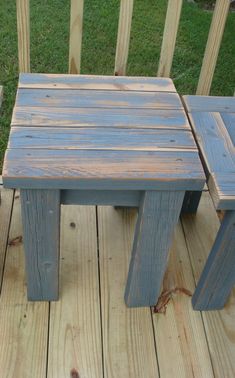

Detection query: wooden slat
xmin=153 ymin=223 xmax=214 ymax=377
xmin=114 ymin=0 xmax=134 ymax=76
xmin=69 ymin=0 xmax=84 ymax=74
xmin=183 ymin=95 xmax=235 ymax=113
xmin=98 ymin=206 xmax=159 ymax=377
xmin=12 ymin=107 xmax=190 ymax=130
xmin=0 ymin=86 xmax=3 ymax=108
xmin=157 ymin=0 xmax=183 ymax=77
xmin=19 ymin=73 xmax=176 ymax=92
xmin=47 ymin=205 xmax=103 ymax=377
xmin=182 ymin=192 xmax=235 ymax=377
xmin=196 ymin=0 xmax=230 ymax=95
xmin=16 ymin=88 xmax=183 ymax=110
xmin=3 ymin=149 xmax=205 ymax=191
xmin=0 ymin=194 xmax=48 ymax=377
xmin=220 ymin=112 xmax=235 ymax=146
xmin=16 ymin=0 xmax=30 ymax=73
xmin=208 ymin=173 xmax=235 ymax=210
xmin=9 ymin=127 xmax=197 ymax=151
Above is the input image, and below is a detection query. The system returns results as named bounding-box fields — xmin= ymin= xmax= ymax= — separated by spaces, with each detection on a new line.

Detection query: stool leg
xmin=21 ymin=189 xmax=60 ymax=301
xmin=181 ymin=191 xmax=202 ymax=213
xmin=192 ymin=210 xmax=235 ymax=310
xmin=125 ymin=190 xmax=185 ymax=307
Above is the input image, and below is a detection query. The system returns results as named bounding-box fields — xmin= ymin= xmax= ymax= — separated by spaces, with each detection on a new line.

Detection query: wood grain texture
xmin=98 ymin=206 xmax=159 ymax=377
xmin=181 ymin=190 xmax=202 ymax=213
xmin=12 ymin=106 xmax=190 ymax=130
xmin=19 ymin=73 xmax=176 ymax=92
xmin=9 ymin=126 xmax=197 ymax=151
xmin=153 ymin=222 xmax=214 ymax=378
xmin=221 ymin=112 xmax=235 ymax=146
xmin=47 ymin=205 xmax=103 ymax=378
xmin=157 ymin=0 xmax=183 ymax=77
xmin=125 ymin=190 xmax=184 ymax=307
xmin=208 ymin=172 xmax=235 ymax=210
xmin=16 ymin=88 xmax=183 ymax=109
xmin=20 ymin=189 xmax=60 ymax=300
xmin=192 ymin=210 xmax=235 ymax=310
xmin=3 ymin=149 xmax=205 ymax=191
xmin=16 ymin=0 xmax=30 ymax=72
xmin=69 ymin=0 xmax=84 ymax=74
xmin=0 ymin=193 xmax=49 ymax=377
xmin=114 ymin=0 xmax=134 ymax=76
xmin=182 ymin=192 xmax=235 ymax=377
xmin=183 ymin=95 xmax=235 ymax=113
xmin=196 ymin=0 xmax=230 ymax=95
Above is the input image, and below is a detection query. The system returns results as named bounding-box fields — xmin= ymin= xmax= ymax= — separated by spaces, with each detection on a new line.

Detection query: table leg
xmin=192 ymin=210 xmax=235 ymax=310
xmin=21 ymin=189 xmax=60 ymax=301
xmin=124 ymin=190 xmax=185 ymax=307
xmin=181 ymin=191 xmax=202 ymax=213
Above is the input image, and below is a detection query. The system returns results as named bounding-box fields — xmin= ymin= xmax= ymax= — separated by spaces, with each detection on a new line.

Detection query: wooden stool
xmin=2 ymin=74 xmax=205 ymax=307
xmin=183 ymin=95 xmax=235 ymax=310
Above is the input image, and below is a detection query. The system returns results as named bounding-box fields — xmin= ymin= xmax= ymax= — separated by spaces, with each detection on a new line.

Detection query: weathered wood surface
xmin=221 ymin=112 xmax=235 ymax=146
xmin=0 ymin=86 xmax=3 ymax=107
xmin=125 ymin=190 xmax=184 ymax=307
xmin=208 ymin=172 xmax=235 ymax=210
xmin=12 ymin=107 xmax=190 ymax=129
xmin=16 ymin=0 xmax=30 ymax=72
xmin=98 ymin=206 xmax=159 ymax=377
xmin=157 ymin=0 xmax=183 ymax=77
xmin=9 ymin=127 xmax=197 ymax=151
xmin=183 ymin=95 xmax=235 ymax=113
xmin=16 ymin=88 xmax=183 ymax=109
xmin=48 ymin=205 xmax=103 ymax=377
xmin=3 ymin=149 xmax=205 ymax=190
xmin=20 ymin=189 xmax=60 ymax=300
xmin=69 ymin=0 xmax=84 ymax=74
xmin=0 ymin=192 xmax=49 ymax=377
xmin=19 ymin=73 xmax=176 ymax=92
xmin=181 ymin=190 xmax=202 ymax=213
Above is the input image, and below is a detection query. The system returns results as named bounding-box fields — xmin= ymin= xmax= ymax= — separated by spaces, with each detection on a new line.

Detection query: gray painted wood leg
xmin=192 ymin=210 xmax=235 ymax=310
xmin=20 ymin=189 xmax=60 ymax=301
xmin=125 ymin=190 xmax=185 ymax=307
xmin=181 ymin=191 xmax=202 ymax=213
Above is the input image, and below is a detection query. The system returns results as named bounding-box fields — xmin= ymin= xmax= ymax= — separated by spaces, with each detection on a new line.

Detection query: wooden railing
xmin=16 ymin=0 xmax=232 ymax=95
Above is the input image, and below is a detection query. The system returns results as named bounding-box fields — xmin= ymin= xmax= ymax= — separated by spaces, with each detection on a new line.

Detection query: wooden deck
xmin=0 ymin=182 xmax=235 ymax=377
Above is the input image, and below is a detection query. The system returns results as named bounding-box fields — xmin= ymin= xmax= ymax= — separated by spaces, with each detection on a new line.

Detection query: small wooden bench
xmin=183 ymin=95 xmax=235 ymax=310
xmin=2 ymin=73 xmax=205 ymax=307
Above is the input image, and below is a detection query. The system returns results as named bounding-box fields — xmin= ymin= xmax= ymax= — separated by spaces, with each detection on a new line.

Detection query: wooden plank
xmin=47 ymin=205 xmax=103 ymax=377
xmin=61 ymin=189 xmax=141 ymax=206
xmin=3 ymin=149 xmax=205 ymax=191
xmin=12 ymin=107 xmax=190 ymax=130
xmin=0 ymin=86 xmax=3 ymax=108
xmin=20 ymin=189 xmax=60 ymax=300
xmin=19 ymin=73 xmax=176 ymax=92
xmin=98 ymin=206 xmax=159 ymax=376
xmin=181 ymin=191 xmax=235 ymax=377
xmin=69 ymin=0 xmax=84 ymax=74
xmin=192 ymin=210 xmax=235 ymax=310
xmin=125 ymin=190 xmax=184 ymax=307
xmin=183 ymin=95 xmax=235 ymax=113
xmin=157 ymin=0 xmax=183 ymax=77
xmin=9 ymin=127 xmax=197 ymax=151
xmin=0 ymin=193 xmax=48 ymax=377
xmin=196 ymin=0 xmax=230 ymax=95
xmin=220 ymin=112 xmax=235 ymax=146
xmin=114 ymin=0 xmax=134 ymax=76
xmin=16 ymin=0 xmax=30 ymax=73
xmin=0 ymin=185 xmax=14 ymax=286
xmin=208 ymin=173 xmax=235 ymax=210
xmin=181 ymin=191 xmax=202 ymax=213
xmin=16 ymin=88 xmax=183 ymax=110
xmin=153 ymin=223 xmax=214 ymax=377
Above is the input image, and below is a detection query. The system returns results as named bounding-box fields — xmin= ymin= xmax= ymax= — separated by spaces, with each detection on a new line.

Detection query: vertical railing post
xmin=114 ymin=0 xmax=134 ymax=76
xmin=69 ymin=0 xmax=84 ymax=74
xmin=196 ymin=0 xmax=231 ymax=95
xmin=17 ymin=0 xmax=30 ymax=73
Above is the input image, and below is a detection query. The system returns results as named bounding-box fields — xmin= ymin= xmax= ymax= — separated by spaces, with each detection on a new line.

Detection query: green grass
xmin=0 ymin=0 xmax=235 ymax=170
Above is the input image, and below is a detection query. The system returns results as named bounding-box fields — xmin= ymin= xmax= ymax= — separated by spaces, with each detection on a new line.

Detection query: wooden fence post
xmin=157 ymin=0 xmax=183 ymax=77
xmin=196 ymin=0 xmax=231 ymax=95
xmin=16 ymin=0 xmax=30 ymax=73
xmin=114 ymin=0 xmax=134 ymax=76
xmin=69 ymin=0 xmax=84 ymax=74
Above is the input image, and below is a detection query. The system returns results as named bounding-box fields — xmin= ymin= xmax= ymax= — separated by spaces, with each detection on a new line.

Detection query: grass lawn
xmin=0 ymin=0 xmax=235 ymax=170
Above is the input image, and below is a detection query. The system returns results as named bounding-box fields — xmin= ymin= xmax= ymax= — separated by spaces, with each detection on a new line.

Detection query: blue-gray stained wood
xmin=183 ymin=95 xmax=235 ymax=210
xmin=20 ymin=189 xmax=60 ymax=301
xmin=181 ymin=191 xmax=202 ymax=213
xmin=61 ymin=190 xmax=141 ymax=206
xmin=192 ymin=210 xmax=235 ymax=310
xmin=125 ymin=190 xmax=185 ymax=307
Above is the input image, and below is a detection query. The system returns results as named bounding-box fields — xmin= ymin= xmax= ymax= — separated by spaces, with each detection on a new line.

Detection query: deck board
xmin=0 ymin=186 xmax=235 ymax=377
xmin=0 ymin=183 xmax=13 ymax=284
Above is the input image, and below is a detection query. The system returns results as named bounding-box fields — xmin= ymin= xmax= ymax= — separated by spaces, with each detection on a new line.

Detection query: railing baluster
xmin=69 ymin=0 xmax=84 ymax=74
xmin=17 ymin=0 xmax=30 ymax=73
